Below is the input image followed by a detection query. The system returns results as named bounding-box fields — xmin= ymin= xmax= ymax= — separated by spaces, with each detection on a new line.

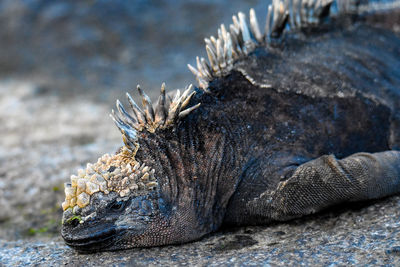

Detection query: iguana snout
xmin=61 ymin=187 xmax=176 ymax=251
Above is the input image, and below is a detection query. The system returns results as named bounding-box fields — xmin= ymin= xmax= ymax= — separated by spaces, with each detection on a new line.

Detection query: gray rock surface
xmin=0 ymin=0 xmax=400 ymax=266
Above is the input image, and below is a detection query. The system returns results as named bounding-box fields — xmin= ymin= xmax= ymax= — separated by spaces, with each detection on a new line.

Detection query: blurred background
xmin=0 ymin=0 xmax=265 ymax=242
xmin=0 ymin=0 xmax=268 ymax=101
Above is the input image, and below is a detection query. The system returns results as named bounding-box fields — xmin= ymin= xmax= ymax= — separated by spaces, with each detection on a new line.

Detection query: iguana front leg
xmin=247 ymin=151 xmax=400 ymax=222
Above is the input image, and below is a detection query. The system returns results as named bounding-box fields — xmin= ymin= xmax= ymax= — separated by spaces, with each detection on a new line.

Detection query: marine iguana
xmin=61 ymin=0 xmax=400 ymax=251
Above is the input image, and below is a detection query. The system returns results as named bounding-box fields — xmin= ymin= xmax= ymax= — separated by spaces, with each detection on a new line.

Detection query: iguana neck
xmin=134 ymin=103 xmax=246 ymax=236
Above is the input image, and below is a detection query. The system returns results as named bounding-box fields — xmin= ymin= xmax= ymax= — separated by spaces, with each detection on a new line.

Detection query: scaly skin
xmin=61 ymin=1 xmax=400 ymax=252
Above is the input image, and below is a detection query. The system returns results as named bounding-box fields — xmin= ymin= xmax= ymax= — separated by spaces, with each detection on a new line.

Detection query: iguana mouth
xmin=63 ymin=227 xmax=120 ymax=252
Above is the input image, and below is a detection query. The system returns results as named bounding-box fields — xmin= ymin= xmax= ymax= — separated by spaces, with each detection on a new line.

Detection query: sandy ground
xmin=1 ymin=0 xmax=400 ymax=266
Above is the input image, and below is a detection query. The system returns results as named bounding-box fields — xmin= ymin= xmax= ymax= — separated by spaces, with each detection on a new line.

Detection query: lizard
xmin=61 ymin=0 xmax=400 ymax=252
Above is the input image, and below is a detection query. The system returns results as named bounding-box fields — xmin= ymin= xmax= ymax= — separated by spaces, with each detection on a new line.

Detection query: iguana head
xmin=60 ymin=147 xmax=164 ymax=251
xmin=61 ymin=84 xmax=203 ymax=251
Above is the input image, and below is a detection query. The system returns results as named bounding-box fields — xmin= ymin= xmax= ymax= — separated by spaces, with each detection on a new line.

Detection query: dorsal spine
xmin=187 ymin=0 xmax=392 ymax=89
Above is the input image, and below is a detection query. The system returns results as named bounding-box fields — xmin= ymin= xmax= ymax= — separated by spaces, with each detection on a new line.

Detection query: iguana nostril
xmin=71 ymin=218 xmax=80 ymax=227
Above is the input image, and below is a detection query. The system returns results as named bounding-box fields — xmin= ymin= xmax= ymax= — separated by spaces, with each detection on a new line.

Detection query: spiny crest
xmin=62 ymin=147 xmax=157 ymax=212
xmin=187 ymin=0 xmax=360 ymax=89
xmin=110 ymin=83 xmax=201 ymax=149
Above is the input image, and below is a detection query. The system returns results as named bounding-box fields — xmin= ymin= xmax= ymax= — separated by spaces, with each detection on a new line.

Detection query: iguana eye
xmin=111 ymin=201 xmax=125 ymax=211
xmin=107 ymin=166 xmax=116 ymax=172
